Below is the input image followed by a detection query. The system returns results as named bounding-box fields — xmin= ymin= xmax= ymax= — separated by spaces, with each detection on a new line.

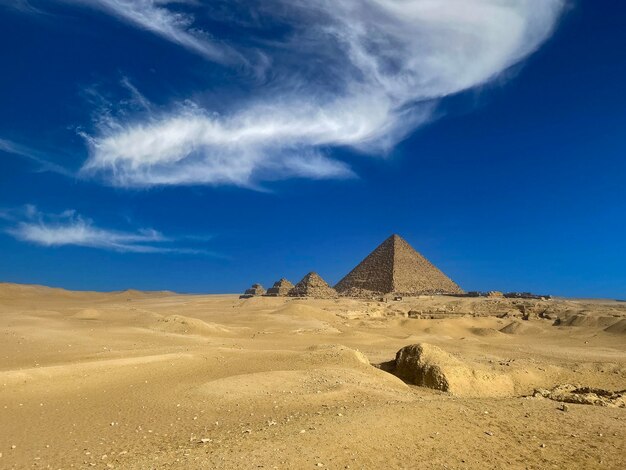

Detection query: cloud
xmin=0 ymin=138 xmax=74 ymax=177
xmin=4 ymin=206 xmax=210 ymax=254
xmin=59 ymin=0 xmax=242 ymax=64
xmin=78 ymin=0 xmax=565 ymax=188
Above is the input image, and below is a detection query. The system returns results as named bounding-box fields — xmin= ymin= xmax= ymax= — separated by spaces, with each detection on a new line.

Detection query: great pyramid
xmin=289 ymin=272 xmax=338 ymax=298
xmin=334 ymin=234 xmax=463 ymax=297
xmin=266 ymin=278 xmax=294 ymax=296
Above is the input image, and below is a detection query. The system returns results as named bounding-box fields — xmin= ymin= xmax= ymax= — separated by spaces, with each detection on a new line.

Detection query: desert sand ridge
xmin=1 ymin=283 xmax=625 ymax=468
xmin=335 ymin=234 xmax=463 ymax=297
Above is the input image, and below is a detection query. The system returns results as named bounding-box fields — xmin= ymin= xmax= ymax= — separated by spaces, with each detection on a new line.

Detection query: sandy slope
xmin=0 ymin=283 xmax=625 ymax=469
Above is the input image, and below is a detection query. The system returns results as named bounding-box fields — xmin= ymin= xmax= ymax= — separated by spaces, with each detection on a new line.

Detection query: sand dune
xmin=1 ymin=283 xmax=625 ymax=469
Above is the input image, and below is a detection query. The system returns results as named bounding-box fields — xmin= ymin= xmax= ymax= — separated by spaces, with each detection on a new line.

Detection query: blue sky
xmin=0 ymin=1 xmax=624 ymax=297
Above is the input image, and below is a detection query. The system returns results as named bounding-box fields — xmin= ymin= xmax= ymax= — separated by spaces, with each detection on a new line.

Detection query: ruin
xmin=265 ymin=278 xmax=294 ymax=296
xmin=289 ymin=272 xmax=338 ymax=299
xmin=240 ymin=283 xmax=266 ymax=299
xmin=334 ymin=234 xmax=463 ymax=297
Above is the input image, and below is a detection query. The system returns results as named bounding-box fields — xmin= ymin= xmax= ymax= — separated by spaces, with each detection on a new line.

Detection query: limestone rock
xmin=390 ymin=343 xmax=513 ymax=397
xmin=533 ymin=385 xmax=625 ymax=408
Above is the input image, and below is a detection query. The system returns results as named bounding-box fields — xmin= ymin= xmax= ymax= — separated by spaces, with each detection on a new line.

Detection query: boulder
xmin=391 ymin=343 xmax=514 ymax=397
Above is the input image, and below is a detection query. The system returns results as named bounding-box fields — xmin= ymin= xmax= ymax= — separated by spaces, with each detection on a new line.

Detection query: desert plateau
xmin=1 ymin=282 xmax=624 ymax=469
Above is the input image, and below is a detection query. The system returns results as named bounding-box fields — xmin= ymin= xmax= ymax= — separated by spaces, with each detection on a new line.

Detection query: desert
xmin=1 ymin=281 xmax=625 ymax=469
xmin=2 ymin=2 xmax=625 ymax=469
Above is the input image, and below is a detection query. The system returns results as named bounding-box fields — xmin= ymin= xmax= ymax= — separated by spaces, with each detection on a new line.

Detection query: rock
xmin=391 ymin=343 xmax=514 ymax=397
xmin=533 ymin=384 xmax=625 ymax=408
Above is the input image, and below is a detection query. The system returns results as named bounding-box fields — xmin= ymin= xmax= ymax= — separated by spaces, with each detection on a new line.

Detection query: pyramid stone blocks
xmin=335 ymin=234 xmax=463 ymax=297
xmin=289 ymin=272 xmax=338 ymax=299
xmin=266 ymin=278 xmax=294 ymax=296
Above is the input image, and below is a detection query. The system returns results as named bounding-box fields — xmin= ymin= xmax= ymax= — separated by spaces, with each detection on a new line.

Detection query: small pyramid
xmin=289 ymin=272 xmax=338 ymax=298
xmin=242 ymin=283 xmax=265 ymax=297
xmin=266 ymin=278 xmax=294 ymax=296
xmin=335 ymin=234 xmax=463 ymax=297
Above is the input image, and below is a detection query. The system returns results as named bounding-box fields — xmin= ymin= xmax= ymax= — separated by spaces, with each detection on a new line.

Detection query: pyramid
xmin=240 ymin=283 xmax=265 ymax=298
xmin=289 ymin=272 xmax=338 ymax=298
xmin=334 ymin=234 xmax=463 ymax=297
xmin=266 ymin=278 xmax=294 ymax=296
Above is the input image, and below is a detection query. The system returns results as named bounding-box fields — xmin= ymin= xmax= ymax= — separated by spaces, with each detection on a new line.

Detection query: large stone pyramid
xmin=335 ymin=234 xmax=463 ymax=297
xmin=289 ymin=272 xmax=338 ymax=298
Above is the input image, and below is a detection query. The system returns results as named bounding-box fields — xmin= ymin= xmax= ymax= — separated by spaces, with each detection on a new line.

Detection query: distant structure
xmin=289 ymin=272 xmax=338 ymax=299
xmin=334 ymin=234 xmax=463 ymax=297
xmin=240 ymin=283 xmax=265 ymax=299
xmin=266 ymin=278 xmax=294 ymax=296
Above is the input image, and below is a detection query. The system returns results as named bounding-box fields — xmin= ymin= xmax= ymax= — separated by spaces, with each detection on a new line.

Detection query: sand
xmin=1 ymin=283 xmax=625 ymax=469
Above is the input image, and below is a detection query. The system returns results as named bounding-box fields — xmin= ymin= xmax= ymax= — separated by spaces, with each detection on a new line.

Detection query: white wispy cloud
xmin=4 ymin=206 xmax=209 ymax=254
xmin=0 ymin=138 xmax=74 ymax=177
xmin=61 ymin=0 xmax=241 ymax=64
xmin=78 ymin=0 xmax=565 ymax=188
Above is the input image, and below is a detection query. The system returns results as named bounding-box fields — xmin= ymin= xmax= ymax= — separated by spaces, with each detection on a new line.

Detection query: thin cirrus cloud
xmin=59 ymin=0 xmax=241 ymax=64
xmin=16 ymin=1 xmax=566 ymax=188
xmin=2 ymin=206 xmax=209 ymax=254
xmin=0 ymin=138 xmax=74 ymax=177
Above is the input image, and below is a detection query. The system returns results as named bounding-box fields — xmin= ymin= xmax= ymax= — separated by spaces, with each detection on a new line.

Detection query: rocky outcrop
xmin=533 ymin=385 xmax=625 ymax=408
xmin=387 ymin=343 xmax=513 ymax=397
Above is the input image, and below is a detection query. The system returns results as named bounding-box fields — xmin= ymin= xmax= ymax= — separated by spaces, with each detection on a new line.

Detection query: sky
xmin=0 ymin=0 xmax=624 ymax=298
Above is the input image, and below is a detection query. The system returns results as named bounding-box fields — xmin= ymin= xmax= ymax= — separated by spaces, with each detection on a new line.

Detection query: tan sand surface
xmin=1 ymin=283 xmax=625 ymax=469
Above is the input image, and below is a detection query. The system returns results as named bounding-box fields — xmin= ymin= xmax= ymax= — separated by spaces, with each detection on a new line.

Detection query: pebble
xmin=561 ymin=404 xmax=569 ymax=412
xmin=11 ymin=445 xmax=16 ymax=450
xmin=316 ymin=464 xmax=324 ymax=468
